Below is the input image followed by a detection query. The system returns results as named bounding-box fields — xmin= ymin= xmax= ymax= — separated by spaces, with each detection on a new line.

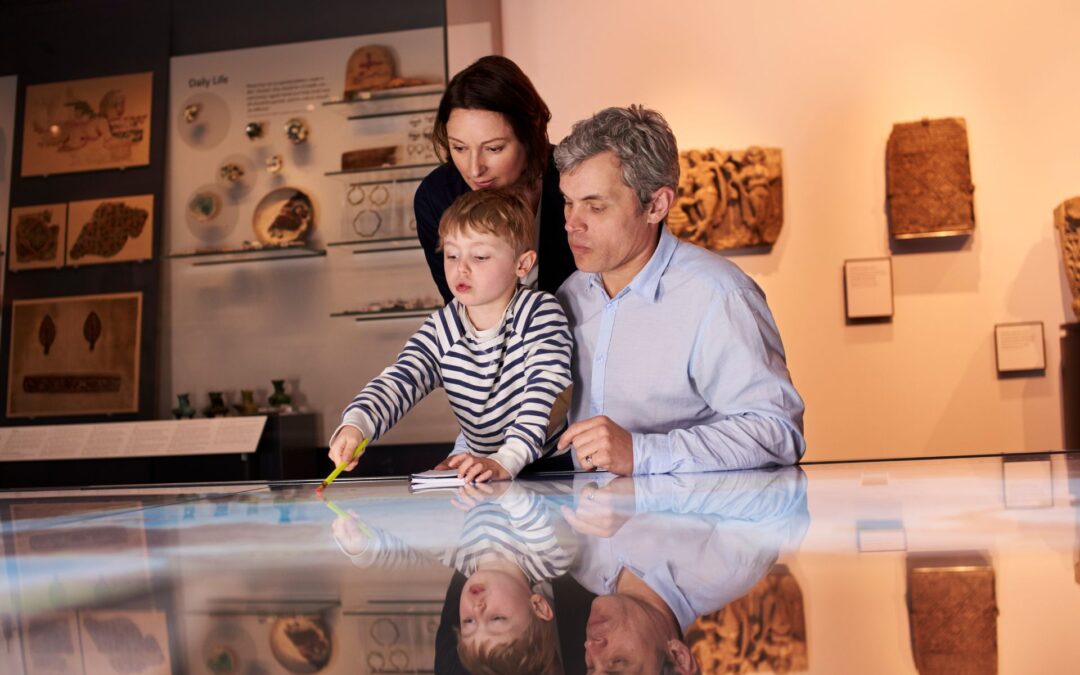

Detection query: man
xmin=555 ymin=106 xmax=805 ymax=475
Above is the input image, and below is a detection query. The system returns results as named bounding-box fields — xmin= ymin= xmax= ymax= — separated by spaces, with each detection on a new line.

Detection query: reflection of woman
xmin=415 ymin=56 xmax=576 ymax=303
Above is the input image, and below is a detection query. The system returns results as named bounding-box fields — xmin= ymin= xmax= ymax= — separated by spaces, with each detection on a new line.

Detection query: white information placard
xmin=844 ymin=257 xmax=893 ymax=320
xmin=0 ymin=417 xmax=267 ymax=461
xmin=994 ymin=322 xmax=1046 ymax=373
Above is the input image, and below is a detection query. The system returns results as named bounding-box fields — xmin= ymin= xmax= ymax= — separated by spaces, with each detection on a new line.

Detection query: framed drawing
xmin=78 ymin=611 xmax=170 ymax=675
xmin=8 ymin=204 xmax=67 ymax=271
xmin=994 ymin=321 xmax=1046 ymax=375
xmin=844 ymin=257 xmax=894 ymax=320
xmin=21 ymin=72 xmax=152 ymax=178
xmin=66 ymin=195 xmax=153 ymax=266
xmin=7 ymin=292 xmax=142 ymax=418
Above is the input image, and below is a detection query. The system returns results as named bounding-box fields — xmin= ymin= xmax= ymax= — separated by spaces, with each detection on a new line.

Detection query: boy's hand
xmin=328 ymin=426 xmax=365 ymax=472
xmin=450 ymin=481 xmax=512 ymax=511
xmin=447 ymin=454 xmax=509 ymax=483
xmin=330 ymin=513 xmax=370 ymax=555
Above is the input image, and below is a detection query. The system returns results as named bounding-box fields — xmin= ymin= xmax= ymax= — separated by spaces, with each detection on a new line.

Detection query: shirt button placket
xmin=590 ymin=300 xmax=618 ymax=417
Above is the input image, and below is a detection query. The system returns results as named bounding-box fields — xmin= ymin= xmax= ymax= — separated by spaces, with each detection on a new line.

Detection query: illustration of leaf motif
xmin=39 ymin=314 xmax=56 ymax=355
xmin=84 ymin=311 xmax=102 ymax=351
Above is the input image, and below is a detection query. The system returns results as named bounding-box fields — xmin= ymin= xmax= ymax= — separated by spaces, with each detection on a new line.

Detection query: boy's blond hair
xmin=438 ymin=187 xmax=536 ymax=255
xmin=457 ymin=614 xmax=563 ymax=675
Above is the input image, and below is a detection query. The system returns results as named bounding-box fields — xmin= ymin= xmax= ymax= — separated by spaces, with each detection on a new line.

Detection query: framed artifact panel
xmin=66 ymin=195 xmax=153 ymax=266
xmin=7 ymin=292 xmax=142 ymax=418
xmin=994 ymin=321 xmax=1045 ymax=375
xmin=21 ymin=611 xmax=84 ymax=674
xmin=20 ymin=72 xmax=152 ymax=178
xmin=8 ymin=204 xmax=67 ymax=271
xmin=886 ymin=117 xmax=975 ymax=239
xmin=844 ymin=257 xmax=894 ymax=320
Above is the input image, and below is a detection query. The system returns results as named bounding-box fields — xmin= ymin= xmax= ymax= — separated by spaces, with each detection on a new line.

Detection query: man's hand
xmin=558 ymin=416 xmax=634 ymax=475
xmin=328 ymin=426 xmax=365 ymax=472
xmin=560 ymin=478 xmax=636 ymax=537
xmin=447 ymin=454 xmax=510 ymax=483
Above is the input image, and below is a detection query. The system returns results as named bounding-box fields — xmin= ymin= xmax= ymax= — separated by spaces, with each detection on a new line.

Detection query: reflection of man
xmin=555 ymin=106 xmax=805 ymax=476
xmin=563 ymin=468 xmax=809 ymax=675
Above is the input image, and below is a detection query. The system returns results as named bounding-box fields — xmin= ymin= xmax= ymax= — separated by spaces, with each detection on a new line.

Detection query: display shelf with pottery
xmin=169 ymin=186 xmax=326 ymax=265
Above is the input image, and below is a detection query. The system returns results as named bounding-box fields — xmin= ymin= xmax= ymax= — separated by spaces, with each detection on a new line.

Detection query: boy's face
xmin=459 ymin=569 xmax=547 ymax=649
xmin=443 ymin=228 xmax=534 ymax=323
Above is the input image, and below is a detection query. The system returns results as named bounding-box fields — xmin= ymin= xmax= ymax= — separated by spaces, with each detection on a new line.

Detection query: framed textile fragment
xmin=66 ymin=195 xmax=153 ymax=266
xmin=886 ymin=117 xmax=975 ymax=239
xmin=8 ymin=204 xmax=67 ymax=271
xmin=668 ymin=146 xmax=783 ymax=252
xmin=21 ymin=72 xmax=152 ymax=177
xmin=78 ymin=611 xmax=170 ymax=675
xmin=7 ymin=292 xmax=142 ymax=417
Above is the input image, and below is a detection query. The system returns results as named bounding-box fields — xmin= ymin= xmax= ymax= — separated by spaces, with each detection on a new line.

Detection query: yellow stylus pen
xmin=316 ymin=437 xmax=370 ymax=493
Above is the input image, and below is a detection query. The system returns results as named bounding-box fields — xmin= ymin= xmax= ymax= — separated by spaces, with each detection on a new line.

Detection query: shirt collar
xmin=586 ymin=226 xmax=680 ymax=303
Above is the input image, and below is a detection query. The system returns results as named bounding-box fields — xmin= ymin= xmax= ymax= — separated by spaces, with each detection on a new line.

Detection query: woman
xmin=415 ymin=55 xmax=576 ymax=303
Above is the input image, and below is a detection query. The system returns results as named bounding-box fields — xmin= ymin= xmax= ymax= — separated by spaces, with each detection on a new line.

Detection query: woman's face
xmin=446 ymin=108 xmax=529 ymax=191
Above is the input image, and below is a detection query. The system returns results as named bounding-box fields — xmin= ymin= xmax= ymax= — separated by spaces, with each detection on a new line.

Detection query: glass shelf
xmin=325 ymin=162 xmax=438 ymax=180
xmin=326 ymin=236 xmax=423 ymax=255
xmin=167 ymin=244 xmax=326 ymax=266
xmin=322 ymin=84 xmax=445 ymax=119
xmin=331 ymin=306 xmax=442 ymax=322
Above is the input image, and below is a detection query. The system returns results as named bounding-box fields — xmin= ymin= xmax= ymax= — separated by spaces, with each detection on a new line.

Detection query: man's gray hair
xmin=554 ymin=105 xmax=680 ymax=207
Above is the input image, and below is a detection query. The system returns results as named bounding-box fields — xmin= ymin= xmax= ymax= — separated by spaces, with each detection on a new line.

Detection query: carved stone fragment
xmin=886 ymin=117 xmax=975 ymax=238
xmin=667 ymin=146 xmax=783 ymax=252
xmin=687 ymin=565 xmax=807 ymax=674
xmin=1054 ymin=196 xmax=1080 ymax=321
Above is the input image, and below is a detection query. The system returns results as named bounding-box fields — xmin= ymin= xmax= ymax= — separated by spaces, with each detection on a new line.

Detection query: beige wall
xmin=501 ymin=0 xmax=1080 ymax=460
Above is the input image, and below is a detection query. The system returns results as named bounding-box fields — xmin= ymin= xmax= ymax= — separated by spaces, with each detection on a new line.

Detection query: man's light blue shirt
xmin=556 ymin=227 xmax=805 ymax=474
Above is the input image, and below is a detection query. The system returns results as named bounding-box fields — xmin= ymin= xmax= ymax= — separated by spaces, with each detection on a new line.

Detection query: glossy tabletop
xmin=1 ymin=452 xmax=1078 ymax=674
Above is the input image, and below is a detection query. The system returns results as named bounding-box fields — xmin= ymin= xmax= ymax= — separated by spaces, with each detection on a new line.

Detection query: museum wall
xmin=501 ymin=0 xmax=1080 ymax=460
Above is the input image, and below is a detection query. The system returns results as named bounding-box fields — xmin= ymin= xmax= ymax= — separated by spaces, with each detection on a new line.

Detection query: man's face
xmin=560 ymin=152 xmax=659 ymax=281
xmin=459 ymin=569 xmax=541 ymax=650
xmin=584 ymin=595 xmax=675 ymax=674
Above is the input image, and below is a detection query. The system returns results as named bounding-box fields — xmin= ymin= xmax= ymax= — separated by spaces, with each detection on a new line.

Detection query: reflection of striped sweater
xmin=343 ymin=485 xmax=576 ymax=586
xmin=341 ymin=288 xmax=573 ymax=476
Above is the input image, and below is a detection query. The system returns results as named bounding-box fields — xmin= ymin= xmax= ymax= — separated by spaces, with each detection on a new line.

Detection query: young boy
xmin=328 ymin=187 xmax=573 ymax=482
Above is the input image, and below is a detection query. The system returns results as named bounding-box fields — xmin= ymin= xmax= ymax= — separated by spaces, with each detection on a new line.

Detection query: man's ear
xmin=530 ymin=593 xmax=555 ymax=621
xmin=647 ymin=186 xmax=675 ymax=225
xmin=517 ymin=249 xmax=538 ymax=278
xmin=665 ymin=639 xmax=699 ymax=675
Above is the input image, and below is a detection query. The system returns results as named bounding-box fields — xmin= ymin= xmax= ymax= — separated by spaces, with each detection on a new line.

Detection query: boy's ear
xmin=529 ymin=593 xmax=554 ymax=621
xmin=516 ymin=250 xmax=538 ymax=278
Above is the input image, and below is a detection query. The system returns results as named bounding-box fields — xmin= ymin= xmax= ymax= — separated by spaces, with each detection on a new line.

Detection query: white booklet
xmin=409 ymin=469 xmax=468 ymax=491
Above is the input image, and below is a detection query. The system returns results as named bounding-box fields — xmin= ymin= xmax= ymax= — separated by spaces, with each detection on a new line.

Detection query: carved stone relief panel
xmin=668 ymin=146 xmax=783 ymax=252
xmin=1054 ymin=196 xmax=1080 ymax=320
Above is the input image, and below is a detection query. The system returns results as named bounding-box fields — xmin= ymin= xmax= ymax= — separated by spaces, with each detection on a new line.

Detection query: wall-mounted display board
xmin=20 ymin=72 xmax=152 ymax=178
xmin=168 ymin=29 xmax=445 ymax=260
xmin=843 ymin=257 xmax=894 ymax=321
xmin=994 ymin=321 xmax=1046 ymax=375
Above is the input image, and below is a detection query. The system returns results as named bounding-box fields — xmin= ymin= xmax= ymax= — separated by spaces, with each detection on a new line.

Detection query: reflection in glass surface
xmin=0 ymin=454 xmax=1078 ymax=674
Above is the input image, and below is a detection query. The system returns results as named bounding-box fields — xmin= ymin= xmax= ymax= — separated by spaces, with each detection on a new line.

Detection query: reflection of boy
xmin=331 ymin=483 xmax=573 ymax=674
xmin=329 ymin=188 xmax=573 ymax=482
